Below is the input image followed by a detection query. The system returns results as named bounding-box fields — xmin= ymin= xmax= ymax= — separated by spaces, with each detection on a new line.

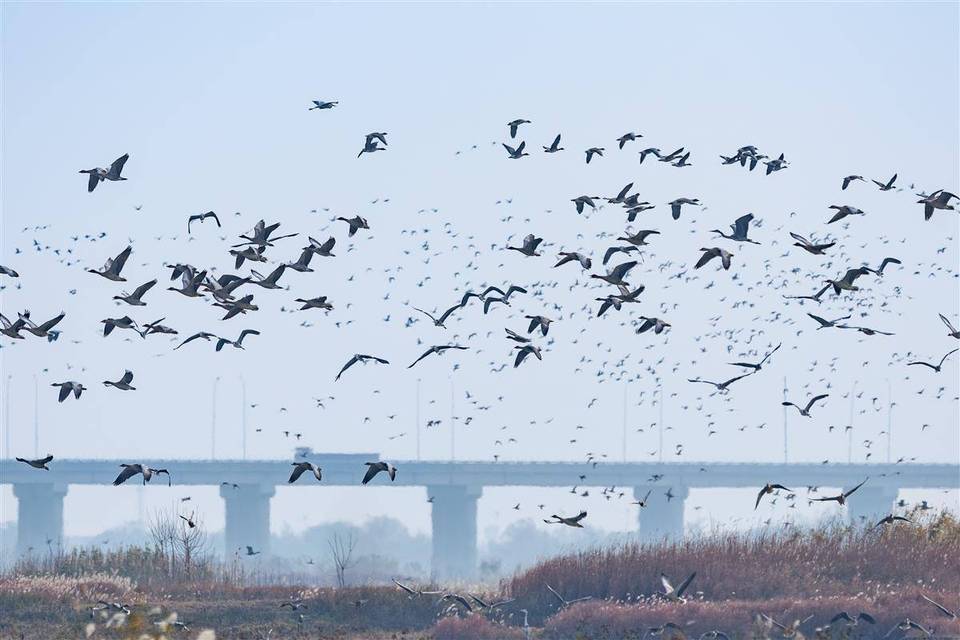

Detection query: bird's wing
xmin=393 ymin=579 xmax=416 ymax=595
xmin=545 ymin=583 xmax=565 ymax=604
xmin=288 ymin=465 xmax=307 ymax=483
xmin=610 ymin=260 xmax=638 ymax=280
xmin=87 ymin=172 xmax=99 ymax=192
xmin=109 ymin=154 xmax=129 ymax=178
xmin=789 ymin=232 xmax=810 ymax=245
xmin=361 ymin=464 xmax=380 ymax=485
xmin=120 ymin=370 xmax=134 ymax=385
xmin=843 ymin=477 xmax=868 ymax=498
xmin=437 ymin=304 xmax=460 ymax=324
xmin=336 ymin=355 xmax=360 ymax=380
xmin=572 ymin=510 xmax=587 ymax=523
xmin=675 ymin=572 xmax=696 ymax=596
xmin=112 ymin=246 xmax=132 ymax=274
xmin=694 ymin=251 xmax=715 ymax=269
xmin=755 ymin=487 xmax=767 ymax=509
xmin=58 ymin=385 xmax=71 ymax=402
xmin=759 ymin=343 xmax=782 ymax=365
xmin=920 ymin=593 xmax=956 ymax=618
xmin=113 ymin=465 xmax=140 ymax=485
xmin=733 ymin=214 xmax=753 ymax=236
xmin=481 ymin=285 xmax=505 ymax=298
xmin=238 ymin=329 xmax=261 ymax=343
xmin=660 ymin=574 xmax=674 ymax=593
xmin=408 ymin=348 xmax=434 ymax=369
xmin=938 ymin=348 xmax=959 ymax=367
xmin=939 ymin=314 xmax=958 ymax=333
xmin=132 ymin=279 xmax=157 ymax=299
xmin=804 ymin=394 xmax=828 ymax=412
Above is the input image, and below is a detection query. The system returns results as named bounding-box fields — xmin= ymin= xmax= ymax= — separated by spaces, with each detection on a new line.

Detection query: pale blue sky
xmin=1 ymin=2 xmax=958 ymax=542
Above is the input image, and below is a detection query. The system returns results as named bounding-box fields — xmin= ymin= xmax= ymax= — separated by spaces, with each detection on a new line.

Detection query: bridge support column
xmin=848 ymin=486 xmax=898 ymax=526
xmin=220 ymin=484 xmax=274 ymax=557
xmin=13 ymin=483 xmax=67 ymax=557
xmin=429 ymin=485 xmax=481 ymax=580
xmin=636 ymin=486 xmax=687 ymax=542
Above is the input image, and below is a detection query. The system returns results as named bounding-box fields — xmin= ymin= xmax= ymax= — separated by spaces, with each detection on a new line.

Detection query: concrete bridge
xmin=1 ymin=454 xmax=957 ymax=578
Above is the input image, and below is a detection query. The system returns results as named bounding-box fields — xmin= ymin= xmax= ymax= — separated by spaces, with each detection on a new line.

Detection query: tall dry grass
xmin=507 ymin=512 xmax=960 ymax=623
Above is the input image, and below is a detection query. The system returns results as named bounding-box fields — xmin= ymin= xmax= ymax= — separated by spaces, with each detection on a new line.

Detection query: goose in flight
xmin=618 ymin=229 xmax=660 ymax=246
xmin=113 ymin=279 xmax=157 ymax=306
xmin=543 ymin=134 xmax=563 ymax=153
xmin=543 ymin=511 xmax=587 ymax=528
xmin=711 ymin=214 xmax=760 ymax=244
xmin=603 ymin=245 xmax=640 ymax=265
xmin=393 ymin=579 xmax=444 ymax=598
xmin=764 ymin=153 xmax=788 ymax=174
xmin=907 ymin=348 xmax=958 ymax=373
xmin=79 ymin=153 xmax=129 ymax=192
xmin=244 ymin=545 xmax=260 ymax=556
xmin=826 ymin=267 xmax=871 ymax=294
xmin=507 ymin=118 xmax=530 ymax=138
xmin=407 ymin=344 xmax=468 ymax=368
xmin=113 ymin=463 xmax=170 ymax=486
xmin=695 ymin=247 xmax=734 ymax=270
xmin=841 ymin=175 xmax=865 ymax=190
xmin=554 ymin=251 xmax=592 ymax=269
xmin=503 ymin=141 xmax=528 ymax=159
xmin=507 ymin=233 xmax=543 ymax=256
xmin=288 ymin=461 xmax=322 ymax=483
xmin=872 ymin=514 xmax=911 ymax=529
xmin=836 ymin=324 xmax=894 ymax=336
xmin=337 ymin=215 xmax=370 ymax=237
xmin=514 ymin=344 xmax=542 ymax=367
xmin=790 ymin=232 xmax=835 ymax=255
xmin=308 ymin=236 xmax=336 ymax=257
xmin=884 ymin=619 xmax=933 ymax=638
xmin=250 ymin=265 xmax=287 ymax=289
xmin=782 ymin=393 xmax=828 ymax=417
xmin=827 ymin=205 xmax=865 ymax=224
xmin=571 ymin=195 xmax=598 ymax=214
xmin=636 ymin=316 xmax=670 ymax=335
xmin=762 ymin=614 xmax=813 ymax=637
xmin=638 ymin=147 xmax=662 ymax=163
xmin=668 ymin=198 xmax=700 ymax=220
xmin=103 ymin=370 xmax=136 ymax=391
xmin=87 ymin=246 xmax=132 ymax=281
xmin=17 ymin=311 xmax=65 ymax=338
xmin=0 ymin=313 xmax=27 ymax=339
xmin=295 ymin=296 xmax=333 ymax=311
xmin=505 ymin=328 xmax=530 ymax=343
xmin=660 ymin=572 xmax=696 ymax=601
xmin=591 ymin=260 xmax=637 ymax=287
xmin=0 ymin=265 xmax=19 ymax=278
xmin=187 ymin=211 xmax=220 ymax=233
xmin=807 ymin=313 xmax=851 ymax=329
xmin=617 ymin=131 xmax=642 ymax=149
xmin=235 ymin=219 xmax=298 ymax=248
xmin=439 ymin=593 xmax=474 ymax=612
xmin=16 ymin=455 xmax=53 ymax=470
xmin=141 ymin=318 xmax=178 ymax=337
xmin=365 ymin=132 xmax=388 ymax=147
xmin=214 ymin=294 xmax=258 ymax=320
xmin=525 ymin=315 xmax=552 ymax=336
xmin=687 ymin=372 xmax=753 ymax=392
xmin=168 ymin=269 xmax=207 ymax=297
xmin=102 ymin=316 xmax=141 ymax=337
xmin=230 ymin=246 xmax=267 ymax=269
xmin=336 ymin=354 xmax=389 ymax=380
xmin=728 ymin=342 xmax=781 ymax=371
xmin=309 ymin=100 xmax=338 ymax=110
xmin=918 ymin=189 xmax=957 ymax=220
xmin=357 ymin=138 xmax=384 ymax=157
xmin=468 ymin=595 xmax=515 ymax=610
xmin=812 ymin=477 xmax=868 ymax=506
xmin=546 ymin=583 xmax=592 ymax=608
xmin=606 ymin=182 xmax=635 ymax=204
xmin=215 ymin=329 xmax=260 ymax=351
xmin=175 ymin=331 xmax=217 ymax=350
xmin=362 ymin=461 xmax=397 ymax=484
xmin=285 ymin=248 xmax=316 ymax=273
xmin=755 ymin=482 xmax=791 ymax=509
xmin=871 ymin=173 xmax=897 ymax=191
xmin=672 ymin=151 xmax=692 ymax=167
xmin=584 ymin=147 xmax=604 ymax=164
xmin=940 ymin=313 xmax=960 ymax=339
xmin=659 ymin=147 xmax=686 ymax=163
xmin=413 ymin=304 xmax=460 ymax=328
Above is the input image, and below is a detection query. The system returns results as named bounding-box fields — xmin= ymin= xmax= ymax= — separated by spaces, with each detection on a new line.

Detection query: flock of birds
xmin=3 ymin=98 xmax=959 ymax=595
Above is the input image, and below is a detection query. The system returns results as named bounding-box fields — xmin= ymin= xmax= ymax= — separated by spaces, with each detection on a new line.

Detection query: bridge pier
xmin=428 ymin=484 xmax=481 ymax=580
xmin=848 ymin=486 xmax=899 ymax=526
xmin=13 ymin=483 xmax=67 ymax=557
xmin=636 ymin=486 xmax=688 ymax=542
xmin=220 ymin=483 xmax=274 ymax=557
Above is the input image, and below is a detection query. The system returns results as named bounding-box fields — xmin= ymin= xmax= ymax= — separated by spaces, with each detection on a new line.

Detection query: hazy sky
xmin=1 ymin=2 xmax=958 ymax=543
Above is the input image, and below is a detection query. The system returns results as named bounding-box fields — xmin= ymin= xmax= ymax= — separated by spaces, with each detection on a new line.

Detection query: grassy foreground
xmin=2 ymin=512 xmax=958 ymax=639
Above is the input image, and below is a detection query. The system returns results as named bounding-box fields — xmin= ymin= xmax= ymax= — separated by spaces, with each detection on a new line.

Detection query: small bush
xmin=432 ymin=614 xmax=527 ymax=640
